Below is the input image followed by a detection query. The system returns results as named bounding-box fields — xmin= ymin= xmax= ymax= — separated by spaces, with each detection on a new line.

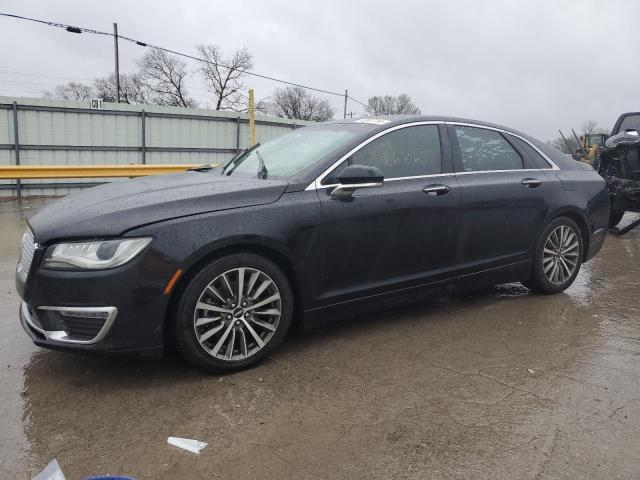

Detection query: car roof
xmin=325 ymin=114 xmax=514 ymax=130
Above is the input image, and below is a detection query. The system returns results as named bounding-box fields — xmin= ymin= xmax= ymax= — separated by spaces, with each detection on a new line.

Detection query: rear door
xmin=447 ymin=123 xmax=555 ymax=280
xmin=315 ymin=123 xmax=460 ymax=305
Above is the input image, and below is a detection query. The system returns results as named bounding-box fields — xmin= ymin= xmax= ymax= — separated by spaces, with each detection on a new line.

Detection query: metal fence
xmin=0 ymin=96 xmax=311 ymax=196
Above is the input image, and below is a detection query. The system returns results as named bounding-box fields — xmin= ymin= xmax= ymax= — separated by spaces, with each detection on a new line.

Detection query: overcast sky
xmin=0 ymin=0 xmax=638 ymax=141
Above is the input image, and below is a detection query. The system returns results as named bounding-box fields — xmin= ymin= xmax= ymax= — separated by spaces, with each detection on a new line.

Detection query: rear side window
xmin=454 ymin=126 xmax=523 ymax=172
xmin=508 ymin=135 xmax=552 ymax=169
xmin=323 ymin=125 xmax=442 ymax=184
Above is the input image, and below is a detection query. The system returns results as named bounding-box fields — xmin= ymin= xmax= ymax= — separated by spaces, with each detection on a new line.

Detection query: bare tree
xmin=197 ymin=44 xmax=253 ymax=111
xmin=94 ymin=73 xmax=149 ymax=104
xmin=136 ymin=48 xmax=196 ymax=108
xmin=581 ymin=120 xmax=606 ymax=135
xmin=366 ymin=94 xmax=421 ymax=115
xmin=43 ymin=82 xmax=93 ymax=101
xmin=267 ymin=87 xmax=334 ymax=122
xmin=548 ymin=136 xmax=577 ymax=155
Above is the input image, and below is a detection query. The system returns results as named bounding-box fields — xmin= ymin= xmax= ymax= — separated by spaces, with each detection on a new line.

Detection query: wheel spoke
xmin=195 ymin=316 xmax=221 ymax=327
xmin=206 ymin=285 xmax=226 ymax=303
xmin=559 ymin=257 xmax=572 ymax=278
xmin=251 ymin=280 xmax=271 ymax=300
xmin=238 ymin=328 xmax=248 ymax=356
xmin=565 ymin=230 xmax=576 ymax=246
xmin=544 ymin=259 xmax=555 ymax=274
xmin=246 ymin=293 xmax=280 ymax=311
xmin=237 ymin=268 xmax=245 ymax=302
xmin=210 ymin=322 xmax=235 ymax=356
xmin=242 ymin=319 xmax=265 ymax=348
xmin=251 ymin=318 xmax=277 ymax=332
xmin=221 ymin=273 xmax=234 ymax=298
xmin=197 ymin=302 xmax=232 ymax=314
xmin=543 ymin=247 xmax=555 ymax=256
xmin=245 ymin=271 xmax=260 ymax=297
xmin=199 ymin=321 xmax=226 ymax=343
xmin=254 ymin=308 xmax=280 ymax=316
xmin=551 ymin=262 xmax=559 ymax=283
xmin=226 ymin=328 xmax=236 ymax=359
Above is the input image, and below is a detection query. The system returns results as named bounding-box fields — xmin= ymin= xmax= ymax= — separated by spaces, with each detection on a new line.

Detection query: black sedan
xmin=16 ymin=116 xmax=610 ymax=372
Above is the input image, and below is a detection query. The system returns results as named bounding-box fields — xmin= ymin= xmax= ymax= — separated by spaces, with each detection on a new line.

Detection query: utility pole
xmin=248 ymin=89 xmax=256 ymax=146
xmin=343 ymin=89 xmax=348 ymax=119
xmin=113 ymin=23 xmax=120 ymax=103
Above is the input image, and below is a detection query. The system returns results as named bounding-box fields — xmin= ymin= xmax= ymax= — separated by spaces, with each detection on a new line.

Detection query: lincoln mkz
xmin=16 ymin=116 xmax=609 ymax=372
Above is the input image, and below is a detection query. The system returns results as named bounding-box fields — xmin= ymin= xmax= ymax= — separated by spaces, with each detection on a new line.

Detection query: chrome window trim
xmin=304 ymin=121 xmax=445 ymax=191
xmin=319 ymin=172 xmax=456 ymax=190
xmin=305 ymin=120 xmax=560 ymax=191
xmin=455 ymin=168 xmax=550 ymax=176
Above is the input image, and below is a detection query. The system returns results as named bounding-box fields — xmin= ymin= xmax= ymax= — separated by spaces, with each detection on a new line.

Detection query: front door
xmin=316 ymin=123 xmax=460 ymax=306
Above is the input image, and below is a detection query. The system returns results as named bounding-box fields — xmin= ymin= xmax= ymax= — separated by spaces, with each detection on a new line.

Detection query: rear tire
xmin=609 ymin=209 xmax=625 ymax=228
xmin=173 ymin=253 xmax=293 ymax=373
xmin=524 ymin=217 xmax=584 ymax=294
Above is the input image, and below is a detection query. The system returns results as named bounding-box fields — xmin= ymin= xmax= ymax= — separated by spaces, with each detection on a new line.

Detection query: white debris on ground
xmin=32 ymin=459 xmax=66 ymax=480
xmin=167 ymin=437 xmax=208 ymax=454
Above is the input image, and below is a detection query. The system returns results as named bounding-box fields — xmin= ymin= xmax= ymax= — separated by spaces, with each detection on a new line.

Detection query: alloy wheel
xmin=193 ymin=267 xmax=281 ymax=361
xmin=542 ymin=225 xmax=580 ymax=285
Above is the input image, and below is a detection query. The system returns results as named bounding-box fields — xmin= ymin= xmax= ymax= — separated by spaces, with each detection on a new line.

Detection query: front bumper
xmin=16 ymin=243 xmax=177 ymax=353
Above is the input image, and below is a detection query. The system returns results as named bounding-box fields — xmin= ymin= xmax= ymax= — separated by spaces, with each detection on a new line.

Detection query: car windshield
xmin=222 ymin=127 xmax=359 ymax=179
xmin=618 ymin=114 xmax=640 ymax=132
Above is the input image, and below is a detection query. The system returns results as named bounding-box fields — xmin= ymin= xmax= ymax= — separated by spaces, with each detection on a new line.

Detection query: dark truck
xmin=594 ymin=112 xmax=640 ymax=231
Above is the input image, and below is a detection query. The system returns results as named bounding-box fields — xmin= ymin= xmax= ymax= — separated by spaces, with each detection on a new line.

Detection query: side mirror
xmin=331 ymin=165 xmax=384 ymax=198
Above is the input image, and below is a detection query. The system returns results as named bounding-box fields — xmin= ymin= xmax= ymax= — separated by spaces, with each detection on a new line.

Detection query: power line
xmin=0 ymin=77 xmax=71 ymax=87
xmin=348 ymin=95 xmax=368 ymax=109
xmin=0 ymin=66 xmax=93 ymax=81
xmin=0 ymin=12 xmax=350 ymax=99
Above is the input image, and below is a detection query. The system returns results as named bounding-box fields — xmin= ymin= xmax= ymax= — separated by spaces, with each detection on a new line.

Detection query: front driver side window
xmin=323 ymin=125 xmax=442 ymax=184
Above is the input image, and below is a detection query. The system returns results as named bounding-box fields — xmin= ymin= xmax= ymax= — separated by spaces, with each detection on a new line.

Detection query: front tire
xmin=524 ymin=217 xmax=584 ymax=294
xmin=174 ymin=253 xmax=293 ymax=373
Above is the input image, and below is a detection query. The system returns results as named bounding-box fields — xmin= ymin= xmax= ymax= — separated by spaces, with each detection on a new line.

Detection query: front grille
xmin=19 ymin=228 xmax=36 ymax=273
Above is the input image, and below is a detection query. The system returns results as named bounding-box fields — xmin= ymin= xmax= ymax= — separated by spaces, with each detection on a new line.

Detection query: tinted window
xmin=509 ymin=135 xmax=552 ymax=169
xmin=618 ymin=114 xmax=640 ymax=132
xmin=454 ymin=126 xmax=523 ymax=172
xmin=323 ymin=125 xmax=441 ymax=184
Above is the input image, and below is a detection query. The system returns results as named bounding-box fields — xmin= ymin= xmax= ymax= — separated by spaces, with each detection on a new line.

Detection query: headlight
xmin=43 ymin=238 xmax=152 ymax=270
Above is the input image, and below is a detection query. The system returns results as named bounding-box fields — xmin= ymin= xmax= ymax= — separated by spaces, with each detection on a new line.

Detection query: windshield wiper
xmin=222 ymin=142 xmax=261 ymax=175
xmin=187 ymin=163 xmax=215 ymax=172
xmin=256 ymin=149 xmax=268 ymax=179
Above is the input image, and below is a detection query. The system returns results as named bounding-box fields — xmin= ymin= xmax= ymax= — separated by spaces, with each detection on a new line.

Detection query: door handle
xmin=521 ymin=178 xmax=542 ymax=188
xmin=422 ymin=184 xmax=451 ymax=196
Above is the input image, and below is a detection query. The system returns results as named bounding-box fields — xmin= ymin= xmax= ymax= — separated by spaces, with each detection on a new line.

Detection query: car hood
xmin=29 ymin=172 xmax=288 ymax=243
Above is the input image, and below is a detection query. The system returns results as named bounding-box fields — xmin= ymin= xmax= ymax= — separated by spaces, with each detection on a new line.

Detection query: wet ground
xmin=1 ymin=198 xmax=640 ymax=479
